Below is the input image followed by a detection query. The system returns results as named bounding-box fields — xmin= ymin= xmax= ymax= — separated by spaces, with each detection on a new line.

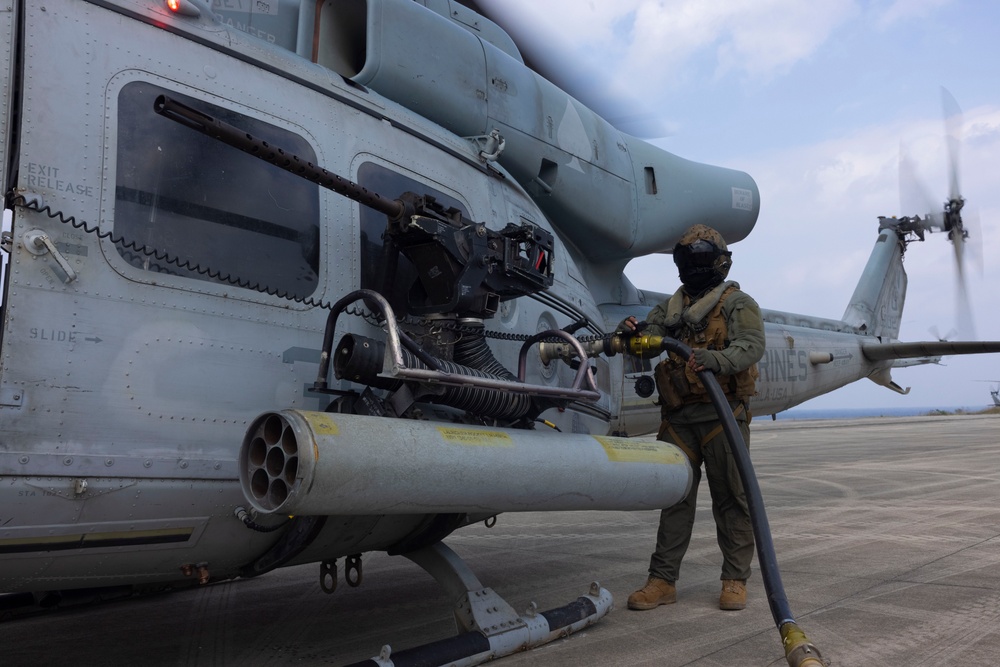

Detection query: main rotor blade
xmin=468 ymin=0 xmax=671 ymax=137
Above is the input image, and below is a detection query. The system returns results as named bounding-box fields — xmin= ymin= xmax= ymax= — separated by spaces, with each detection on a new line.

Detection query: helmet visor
xmin=674 ymin=239 xmax=722 ymax=270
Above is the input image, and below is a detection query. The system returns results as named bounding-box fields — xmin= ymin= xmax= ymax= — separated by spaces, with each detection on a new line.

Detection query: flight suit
xmin=640 ymin=281 xmax=765 ymax=584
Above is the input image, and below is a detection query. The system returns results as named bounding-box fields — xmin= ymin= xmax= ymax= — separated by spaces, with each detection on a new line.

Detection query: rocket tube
xmin=239 ymin=410 xmax=692 ymax=516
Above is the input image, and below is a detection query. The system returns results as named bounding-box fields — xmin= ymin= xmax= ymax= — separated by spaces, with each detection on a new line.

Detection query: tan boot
xmin=627 ymin=576 xmax=676 ymax=610
xmin=719 ymin=579 xmax=746 ymax=610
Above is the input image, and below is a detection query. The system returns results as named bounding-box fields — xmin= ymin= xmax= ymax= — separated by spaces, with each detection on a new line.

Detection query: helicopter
xmin=2 ymin=1 xmax=999 ymax=665
xmin=986 ymin=382 xmax=1000 ymax=407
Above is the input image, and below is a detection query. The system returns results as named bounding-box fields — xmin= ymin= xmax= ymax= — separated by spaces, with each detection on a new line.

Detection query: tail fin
xmin=841 ymin=227 xmax=907 ymax=339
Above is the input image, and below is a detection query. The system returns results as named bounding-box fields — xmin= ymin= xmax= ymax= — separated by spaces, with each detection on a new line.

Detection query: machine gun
xmin=154 ymin=95 xmax=553 ymax=320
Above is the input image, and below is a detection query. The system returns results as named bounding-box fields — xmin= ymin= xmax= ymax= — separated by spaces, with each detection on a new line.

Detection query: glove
xmin=692 ymin=348 xmax=721 ymax=373
xmin=615 ymin=316 xmax=645 ymax=335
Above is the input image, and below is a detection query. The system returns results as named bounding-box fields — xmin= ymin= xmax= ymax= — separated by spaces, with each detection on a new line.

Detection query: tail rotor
xmin=898 ymin=88 xmax=979 ymax=339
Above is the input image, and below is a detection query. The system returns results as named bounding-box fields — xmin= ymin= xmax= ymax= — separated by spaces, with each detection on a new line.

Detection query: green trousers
xmin=649 ymin=416 xmax=754 ymax=583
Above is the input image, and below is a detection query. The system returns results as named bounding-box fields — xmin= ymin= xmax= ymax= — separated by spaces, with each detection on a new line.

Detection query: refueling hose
xmin=642 ymin=335 xmax=825 ymax=667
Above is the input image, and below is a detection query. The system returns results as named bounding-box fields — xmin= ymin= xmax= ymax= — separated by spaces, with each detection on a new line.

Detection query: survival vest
xmin=653 ymin=283 xmax=759 ymax=410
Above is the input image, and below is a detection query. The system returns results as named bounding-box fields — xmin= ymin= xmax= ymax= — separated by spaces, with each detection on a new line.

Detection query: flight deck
xmin=5 ymin=413 xmax=1000 ymax=667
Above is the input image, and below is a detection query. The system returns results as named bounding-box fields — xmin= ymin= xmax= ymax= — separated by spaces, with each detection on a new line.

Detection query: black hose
xmin=234 ymin=506 xmax=289 ymax=533
xmin=657 ymin=337 xmax=822 ymax=666
xmin=335 ymin=334 xmax=533 ymax=421
xmin=453 ymin=319 xmax=518 ymax=381
xmin=664 ymin=337 xmax=790 ymax=621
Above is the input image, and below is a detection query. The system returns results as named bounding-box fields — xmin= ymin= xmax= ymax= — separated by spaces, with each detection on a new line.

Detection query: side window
xmin=114 ymin=81 xmax=320 ymax=300
xmin=357 ymin=162 xmax=467 ymax=315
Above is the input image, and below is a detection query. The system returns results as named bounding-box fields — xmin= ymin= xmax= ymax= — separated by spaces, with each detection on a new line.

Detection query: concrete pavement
xmin=4 ymin=413 xmax=1000 ymax=666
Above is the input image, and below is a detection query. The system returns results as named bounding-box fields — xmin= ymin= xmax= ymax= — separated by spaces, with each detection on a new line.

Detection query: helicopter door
xmin=0 ymin=2 xmax=17 ymax=350
xmin=0 ymin=2 xmax=15 ymax=196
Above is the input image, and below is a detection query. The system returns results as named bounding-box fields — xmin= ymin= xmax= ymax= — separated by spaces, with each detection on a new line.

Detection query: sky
xmin=483 ymin=0 xmax=1000 ymax=411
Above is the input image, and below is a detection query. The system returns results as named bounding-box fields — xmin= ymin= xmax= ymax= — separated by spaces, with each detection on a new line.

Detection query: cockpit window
xmin=114 ymin=81 xmax=320 ymax=299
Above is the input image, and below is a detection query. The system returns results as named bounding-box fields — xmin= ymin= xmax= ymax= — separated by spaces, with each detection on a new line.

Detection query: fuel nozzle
xmin=621 ymin=333 xmax=666 ymax=359
xmin=538 ymin=332 xmax=667 ymax=367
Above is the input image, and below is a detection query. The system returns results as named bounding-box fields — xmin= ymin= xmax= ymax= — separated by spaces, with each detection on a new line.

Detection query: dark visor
xmin=674 ymin=239 xmax=725 ymax=269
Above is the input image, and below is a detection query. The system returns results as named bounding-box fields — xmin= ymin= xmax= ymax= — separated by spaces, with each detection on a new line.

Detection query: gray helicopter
xmin=1 ymin=1 xmax=998 ymax=666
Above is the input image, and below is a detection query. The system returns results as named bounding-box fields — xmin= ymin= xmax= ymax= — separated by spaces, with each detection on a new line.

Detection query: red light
xmin=165 ymin=0 xmax=201 ymax=17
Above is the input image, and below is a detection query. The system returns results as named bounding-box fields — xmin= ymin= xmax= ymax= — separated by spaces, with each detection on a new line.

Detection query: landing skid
xmin=345 ymin=541 xmax=612 ymax=667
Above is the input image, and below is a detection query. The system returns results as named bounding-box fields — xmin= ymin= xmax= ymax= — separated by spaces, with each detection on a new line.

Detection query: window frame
xmin=103 ymin=73 xmax=324 ymax=309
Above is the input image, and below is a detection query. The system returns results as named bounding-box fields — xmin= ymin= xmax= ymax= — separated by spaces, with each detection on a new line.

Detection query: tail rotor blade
xmin=941 ymin=87 xmax=963 ymax=201
xmin=938 ymin=87 xmax=974 ymax=337
xmin=965 ymin=206 xmax=984 ymax=278
xmin=954 ymin=244 xmax=976 ymax=340
xmin=898 ymin=141 xmax=938 ymax=228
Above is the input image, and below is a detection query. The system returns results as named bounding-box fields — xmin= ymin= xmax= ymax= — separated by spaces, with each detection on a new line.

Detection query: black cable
xmin=234 ymin=506 xmax=289 ymax=533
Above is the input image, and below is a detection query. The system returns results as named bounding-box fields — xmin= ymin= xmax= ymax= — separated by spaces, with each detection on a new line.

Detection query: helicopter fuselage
xmin=0 ymin=0 xmax=945 ymax=598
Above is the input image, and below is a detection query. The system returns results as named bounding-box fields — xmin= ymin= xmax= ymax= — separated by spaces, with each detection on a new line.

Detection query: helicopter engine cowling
xmin=239 ymin=410 xmax=692 ymax=516
xmin=318 ymin=0 xmax=759 ymax=262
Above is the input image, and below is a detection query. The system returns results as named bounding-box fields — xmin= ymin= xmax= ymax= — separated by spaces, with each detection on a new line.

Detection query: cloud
xmin=628 ymin=103 xmax=1000 ymax=336
xmin=481 ymin=0 xmax=862 ymax=123
xmin=485 ymin=0 xmax=999 ymax=409
xmin=624 ymin=0 xmax=859 ymax=87
xmin=875 ymin=0 xmax=954 ymax=30
xmin=626 ymin=103 xmax=1000 ymax=409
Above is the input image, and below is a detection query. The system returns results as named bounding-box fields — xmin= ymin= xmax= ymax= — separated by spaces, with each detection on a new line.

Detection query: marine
xmin=618 ymin=224 xmax=765 ymax=611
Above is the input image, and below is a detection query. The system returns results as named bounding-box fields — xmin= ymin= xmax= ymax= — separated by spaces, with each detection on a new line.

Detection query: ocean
xmin=774 ymin=406 xmax=990 ymax=421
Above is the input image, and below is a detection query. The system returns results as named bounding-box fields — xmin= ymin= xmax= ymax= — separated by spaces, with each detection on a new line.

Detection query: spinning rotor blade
xmin=898 ymin=141 xmax=940 ymax=229
xmin=898 ymin=90 xmax=978 ymax=339
xmin=942 ymin=87 xmax=963 ymax=202
xmin=928 ymin=326 xmax=957 ymax=342
xmin=964 ymin=206 xmax=984 ymax=277
xmin=465 ymin=0 xmax=670 ymax=137
xmin=953 ymin=236 xmax=976 ymax=340
xmin=939 ymin=87 xmax=975 ymax=338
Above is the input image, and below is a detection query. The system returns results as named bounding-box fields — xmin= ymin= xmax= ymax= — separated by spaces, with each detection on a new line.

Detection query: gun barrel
xmin=153 ymin=95 xmax=406 ymax=219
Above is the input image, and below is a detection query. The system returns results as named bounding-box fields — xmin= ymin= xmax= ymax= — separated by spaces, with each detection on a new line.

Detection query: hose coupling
xmin=538 ymin=333 xmax=667 ymax=366
xmin=781 ymin=622 xmax=825 ymax=667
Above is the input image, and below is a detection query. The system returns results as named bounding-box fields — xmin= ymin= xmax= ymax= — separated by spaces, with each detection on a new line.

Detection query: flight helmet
xmin=673 ymin=224 xmax=732 ymax=293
